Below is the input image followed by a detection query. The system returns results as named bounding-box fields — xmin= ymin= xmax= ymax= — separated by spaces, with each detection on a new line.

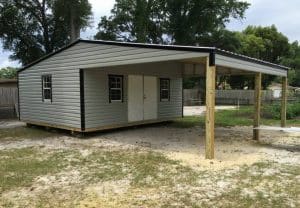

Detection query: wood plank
xmin=84 ymin=117 xmax=179 ymax=132
xmin=205 ymin=57 xmax=216 ymax=159
xmin=281 ymin=77 xmax=287 ymax=127
xmin=24 ymin=120 xmax=82 ymax=132
xmin=253 ymin=73 xmax=262 ymax=140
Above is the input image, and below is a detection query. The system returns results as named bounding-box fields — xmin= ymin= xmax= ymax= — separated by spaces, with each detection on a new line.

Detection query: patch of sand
xmin=184 ymin=106 xmax=237 ymax=116
xmin=1 ymin=124 xmax=299 ymax=170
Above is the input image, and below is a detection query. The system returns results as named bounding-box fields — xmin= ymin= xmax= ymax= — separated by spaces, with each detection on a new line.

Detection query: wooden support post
xmin=205 ymin=57 xmax=216 ymax=159
xmin=281 ymin=77 xmax=287 ymax=127
xmin=253 ymin=73 xmax=262 ymax=140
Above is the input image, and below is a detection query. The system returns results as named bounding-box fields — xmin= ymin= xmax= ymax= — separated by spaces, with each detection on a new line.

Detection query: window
xmin=109 ymin=75 xmax=123 ymax=102
xmin=42 ymin=75 xmax=52 ymax=102
xmin=160 ymin=78 xmax=170 ymax=101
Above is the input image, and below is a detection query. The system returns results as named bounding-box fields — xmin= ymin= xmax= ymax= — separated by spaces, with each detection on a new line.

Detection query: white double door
xmin=128 ymin=75 xmax=158 ymax=122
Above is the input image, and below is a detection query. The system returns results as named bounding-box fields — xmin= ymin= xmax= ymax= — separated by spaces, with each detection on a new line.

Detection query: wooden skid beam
xmin=253 ymin=73 xmax=262 ymax=140
xmin=281 ymin=77 xmax=287 ymax=127
xmin=205 ymin=57 xmax=216 ymax=159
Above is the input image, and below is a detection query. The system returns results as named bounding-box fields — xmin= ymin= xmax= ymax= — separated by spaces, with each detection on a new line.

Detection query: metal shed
xmin=18 ymin=39 xmax=289 ymax=159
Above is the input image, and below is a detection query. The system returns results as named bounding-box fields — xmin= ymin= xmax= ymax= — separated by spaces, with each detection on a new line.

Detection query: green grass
xmin=202 ymin=162 xmax=300 ymax=208
xmin=0 ymin=126 xmax=58 ymax=140
xmin=172 ymin=106 xmax=300 ymax=128
xmin=0 ymin=146 xmax=299 ymax=208
xmin=72 ymin=150 xmax=199 ymax=188
xmin=0 ymin=148 xmax=70 ymax=192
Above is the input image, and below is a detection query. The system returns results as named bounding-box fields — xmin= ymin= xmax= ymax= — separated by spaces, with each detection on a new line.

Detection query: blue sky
xmin=1 ymin=0 xmax=299 ymax=68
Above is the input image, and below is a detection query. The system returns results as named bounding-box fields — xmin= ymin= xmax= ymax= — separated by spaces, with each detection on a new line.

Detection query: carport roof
xmin=18 ymin=39 xmax=290 ymax=73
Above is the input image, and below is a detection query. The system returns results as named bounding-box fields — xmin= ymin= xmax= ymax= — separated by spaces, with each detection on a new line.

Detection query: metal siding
xmin=158 ymin=78 xmax=183 ymax=119
xmin=84 ymin=70 xmax=128 ymax=128
xmin=84 ymin=62 xmax=183 ymax=129
xmin=20 ymin=42 xmax=206 ymax=72
xmin=215 ymin=54 xmax=288 ymax=77
xmin=19 ymin=42 xmax=192 ymax=130
xmin=19 ymin=68 xmax=81 ymax=129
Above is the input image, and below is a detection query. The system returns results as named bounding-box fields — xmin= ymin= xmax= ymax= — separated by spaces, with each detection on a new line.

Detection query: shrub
xmin=263 ymin=102 xmax=300 ymax=119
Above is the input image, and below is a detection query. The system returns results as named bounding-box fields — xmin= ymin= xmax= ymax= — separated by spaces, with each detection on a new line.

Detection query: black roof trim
xmin=18 ymin=39 xmax=81 ymax=73
xmin=18 ymin=39 xmax=289 ymax=73
xmin=215 ymin=48 xmax=289 ymax=70
xmin=80 ymin=39 xmax=215 ymax=53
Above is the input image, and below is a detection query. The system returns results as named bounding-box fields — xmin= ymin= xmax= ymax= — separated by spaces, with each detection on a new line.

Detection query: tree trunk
xmin=70 ymin=8 xmax=80 ymax=42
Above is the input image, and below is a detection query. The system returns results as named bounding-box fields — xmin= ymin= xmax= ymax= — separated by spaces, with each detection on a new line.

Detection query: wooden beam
xmin=253 ymin=73 xmax=262 ymax=140
xmin=281 ymin=77 xmax=287 ymax=127
xmin=205 ymin=57 xmax=216 ymax=159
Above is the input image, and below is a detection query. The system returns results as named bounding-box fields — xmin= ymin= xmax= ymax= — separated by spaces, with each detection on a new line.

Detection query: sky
xmin=1 ymin=0 xmax=300 ymax=68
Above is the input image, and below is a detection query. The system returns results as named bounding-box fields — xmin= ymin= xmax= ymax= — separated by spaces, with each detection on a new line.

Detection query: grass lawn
xmin=0 ymin=106 xmax=299 ymax=207
xmin=0 ymin=126 xmax=58 ymax=140
xmin=0 ymin=146 xmax=299 ymax=207
xmin=172 ymin=106 xmax=300 ymax=128
xmin=0 ymin=147 xmax=69 ymax=192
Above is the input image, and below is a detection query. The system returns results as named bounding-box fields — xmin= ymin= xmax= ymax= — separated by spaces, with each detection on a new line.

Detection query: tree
xmin=227 ymin=25 xmax=291 ymax=89
xmin=54 ymin=0 xmax=92 ymax=42
xmin=95 ymin=0 xmax=250 ymax=45
xmin=95 ymin=0 xmax=166 ymax=43
xmin=200 ymin=29 xmax=242 ymax=52
xmin=241 ymin=25 xmax=290 ymax=64
xmin=165 ymin=0 xmax=249 ymax=45
xmin=0 ymin=67 xmax=17 ymax=79
xmin=281 ymin=41 xmax=300 ymax=87
xmin=0 ymin=0 xmax=92 ymax=65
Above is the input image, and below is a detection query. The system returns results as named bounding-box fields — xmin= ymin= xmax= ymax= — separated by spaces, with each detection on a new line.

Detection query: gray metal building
xmin=18 ymin=39 xmax=288 ymax=136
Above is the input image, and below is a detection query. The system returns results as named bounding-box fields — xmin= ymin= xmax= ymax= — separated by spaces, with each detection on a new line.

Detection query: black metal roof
xmin=18 ymin=39 xmax=289 ymax=73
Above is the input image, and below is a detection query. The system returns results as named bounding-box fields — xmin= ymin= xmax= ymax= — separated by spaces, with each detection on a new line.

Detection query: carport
xmin=181 ymin=48 xmax=288 ymax=159
xmin=18 ymin=40 xmax=289 ymax=160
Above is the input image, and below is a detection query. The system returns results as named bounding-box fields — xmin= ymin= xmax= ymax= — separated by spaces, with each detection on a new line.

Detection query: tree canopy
xmin=0 ymin=67 xmax=17 ymax=79
xmin=281 ymin=41 xmax=300 ymax=86
xmin=0 ymin=0 xmax=92 ymax=65
xmin=226 ymin=25 xmax=291 ymax=89
xmin=95 ymin=0 xmax=250 ymax=45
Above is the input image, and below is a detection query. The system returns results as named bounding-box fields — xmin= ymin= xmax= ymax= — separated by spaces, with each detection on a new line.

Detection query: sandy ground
xmin=184 ymin=105 xmax=237 ymax=116
xmin=0 ymin=120 xmax=299 ymax=170
xmin=0 ymin=119 xmax=299 ymax=207
xmin=0 ymin=120 xmax=25 ymax=129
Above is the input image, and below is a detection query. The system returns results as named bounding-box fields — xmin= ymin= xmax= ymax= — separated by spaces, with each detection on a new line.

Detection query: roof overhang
xmin=215 ymin=54 xmax=287 ymax=77
xmin=18 ymin=39 xmax=289 ymax=77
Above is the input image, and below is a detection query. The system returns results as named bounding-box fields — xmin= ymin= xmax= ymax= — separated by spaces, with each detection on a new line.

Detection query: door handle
xmin=144 ymin=94 xmax=146 ymax=99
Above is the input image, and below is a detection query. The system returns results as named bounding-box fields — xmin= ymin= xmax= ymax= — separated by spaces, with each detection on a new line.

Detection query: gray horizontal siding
xmin=19 ymin=68 xmax=81 ymax=129
xmin=19 ymin=41 xmax=190 ymax=130
xmin=84 ymin=70 xmax=127 ymax=128
xmin=158 ymin=78 xmax=183 ymax=119
xmin=21 ymin=42 xmax=205 ymax=72
xmin=216 ymin=54 xmax=288 ymax=77
xmin=84 ymin=62 xmax=183 ymax=129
